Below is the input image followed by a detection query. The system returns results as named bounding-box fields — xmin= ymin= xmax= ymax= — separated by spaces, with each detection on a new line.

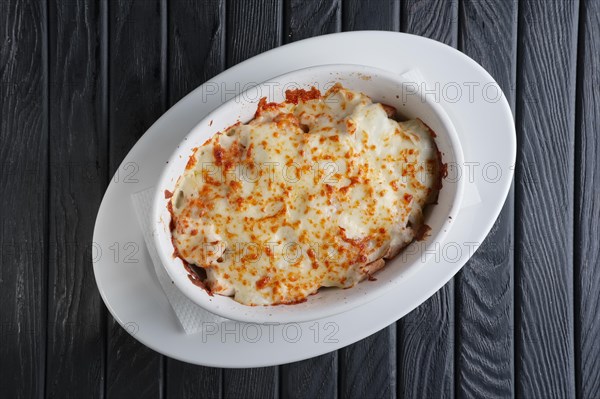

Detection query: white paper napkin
xmin=132 ymin=69 xmax=481 ymax=335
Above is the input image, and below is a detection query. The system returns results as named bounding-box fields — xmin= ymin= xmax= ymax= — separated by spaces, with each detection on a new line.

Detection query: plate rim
xmin=92 ymin=30 xmax=516 ymax=368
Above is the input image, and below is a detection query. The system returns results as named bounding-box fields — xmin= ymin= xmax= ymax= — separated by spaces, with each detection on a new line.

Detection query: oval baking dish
xmin=153 ymin=64 xmax=465 ymax=324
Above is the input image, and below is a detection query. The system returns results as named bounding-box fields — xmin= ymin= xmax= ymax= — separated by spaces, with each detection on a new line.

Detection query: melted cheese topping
xmin=169 ymin=85 xmax=441 ymax=305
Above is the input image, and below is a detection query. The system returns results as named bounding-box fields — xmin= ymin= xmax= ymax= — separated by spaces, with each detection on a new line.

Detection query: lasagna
xmin=167 ymin=84 xmax=443 ymax=305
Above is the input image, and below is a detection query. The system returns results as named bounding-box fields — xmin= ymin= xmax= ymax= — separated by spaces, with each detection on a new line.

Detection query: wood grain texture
xmin=221 ymin=2 xmax=283 ymax=397
xmin=223 ymin=367 xmax=278 ymax=399
xmin=227 ymin=0 xmax=282 ymax=67
xmin=165 ymin=1 xmax=225 ymax=396
xmin=106 ymin=1 xmax=164 ymax=397
xmin=398 ymin=291 xmax=454 ymax=399
xmin=515 ymin=0 xmax=578 ymax=398
xmin=455 ymin=1 xmax=516 ymax=397
xmin=0 ymin=0 xmax=594 ymax=396
xmin=285 ymin=0 xmax=341 ymax=42
xmin=337 ymin=2 xmax=398 ymax=398
xmin=46 ymin=0 xmax=107 ymax=397
xmin=0 ymin=0 xmax=47 ymax=397
xmin=401 ymin=0 xmax=458 ymax=46
xmin=165 ymin=359 xmax=221 ymax=399
xmin=342 ymin=0 xmax=400 ymax=31
xmin=398 ymin=1 xmax=458 ymax=398
xmin=340 ymin=329 xmax=397 ymax=399
xmin=280 ymin=354 xmax=337 ymax=399
xmin=575 ymin=0 xmax=600 ymax=397
xmin=168 ymin=0 xmax=225 ymax=104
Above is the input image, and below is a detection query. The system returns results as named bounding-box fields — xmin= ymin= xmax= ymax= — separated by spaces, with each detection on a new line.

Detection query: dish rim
xmin=152 ymin=63 xmax=465 ymax=323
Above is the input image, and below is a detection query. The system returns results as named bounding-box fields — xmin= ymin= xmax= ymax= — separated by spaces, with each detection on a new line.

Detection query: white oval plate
xmin=93 ymin=31 xmax=515 ymax=368
xmin=153 ymin=63 xmax=465 ymax=324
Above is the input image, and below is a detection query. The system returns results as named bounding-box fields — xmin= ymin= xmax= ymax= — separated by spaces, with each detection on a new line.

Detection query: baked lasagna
xmin=167 ymin=84 xmax=443 ymax=305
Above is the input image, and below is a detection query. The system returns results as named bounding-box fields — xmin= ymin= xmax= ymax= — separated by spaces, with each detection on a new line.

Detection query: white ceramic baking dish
xmin=153 ymin=64 xmax=464 ymax=324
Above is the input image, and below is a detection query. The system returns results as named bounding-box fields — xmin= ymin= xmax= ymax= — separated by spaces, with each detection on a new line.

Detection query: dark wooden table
xmin=1 ymin=0 xmax=598 ymax=398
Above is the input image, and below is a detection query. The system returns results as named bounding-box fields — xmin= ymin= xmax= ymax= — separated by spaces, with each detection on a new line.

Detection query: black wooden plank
xmin=0 ymin=0 xmax=47 ymax=397
xmin=226 ymin=0 xmax=282 ymax=67
xmin=342 ymin=0 xmax=400 ymax=31
xmin=514 ymin=0 xmax=578 ymax=398
xmin=223 ymin=367 xmax=278 ymax=399
xmin=219 ymin=1 xmax=283 ymax=398
xmin=168 ymin=0 xmax=225 ymax=104
xmin=401 ymin=0 xmax=457 ymax=46
xmin=165 ymin=1 xmax=224 ymax=396
xmin=166 ymin=359 xmax=221 ymax=399
xmin=280 ymin=354 xmax=337 ymax=399
xmin=278 ymin=2 xmax=341 ymax=398
xmin=455 ymin=1 xmax=517 ymax=397
xmin=105 ymin=1 xmax=165 ymax=397
xmin=576 ymin=0 xmax=600 ymax=396
xmin=46 ymin=0 xmax=107 ymax=397
xmin=398 ymin=1 xmax=458 ymax=398
xmin=339 ymin=329 xmax=397 ymax=399
xmin=337 ymin=2 xmax=399 ymax=398
xmin=285 ymin=0 xmax=341 ymax=42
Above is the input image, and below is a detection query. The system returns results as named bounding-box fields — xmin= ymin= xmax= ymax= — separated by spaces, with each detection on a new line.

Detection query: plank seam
xmin=338 ymin=350 xmax=343 ymax=399
xmin=393 ymin=0 xmax=400 ymax=32
xmin=223 ymin=0 xmax=228 ymax=72
xmin=337 ymin=0 xmax=342 ymax=31
xmin=390 ymin=324 xmax=398 ymax=399
xmin=282 ymin=0 xmax=289 ymax=43
xmin=569 ymin=0 xmax=582 ymax=398
xmin=161 ymin=1 xmax=169 ymax=396
xmin=512 ymin=0 xmax=524 ymax=396
xmin=161 ymin=0 xmax=168 ymax=126
xmin=510 ymin=3 xmax=519 ymax=398
xmin=454 ymin=1 xmax=463 ymax=395
xmin=451 ymin=4 xmax=459 ymax=398
xmin=281 ymin=0 xmax=286 ymax=45
xmin=572 ymin=1 xmax=584 ymax=398
xmin=43 ymin=0 xmax=50 ymax=396
xmin=396 ymin=11 xmax=405 ymax=398
xmin=101 ymin=0 xmax=109 ymax=396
